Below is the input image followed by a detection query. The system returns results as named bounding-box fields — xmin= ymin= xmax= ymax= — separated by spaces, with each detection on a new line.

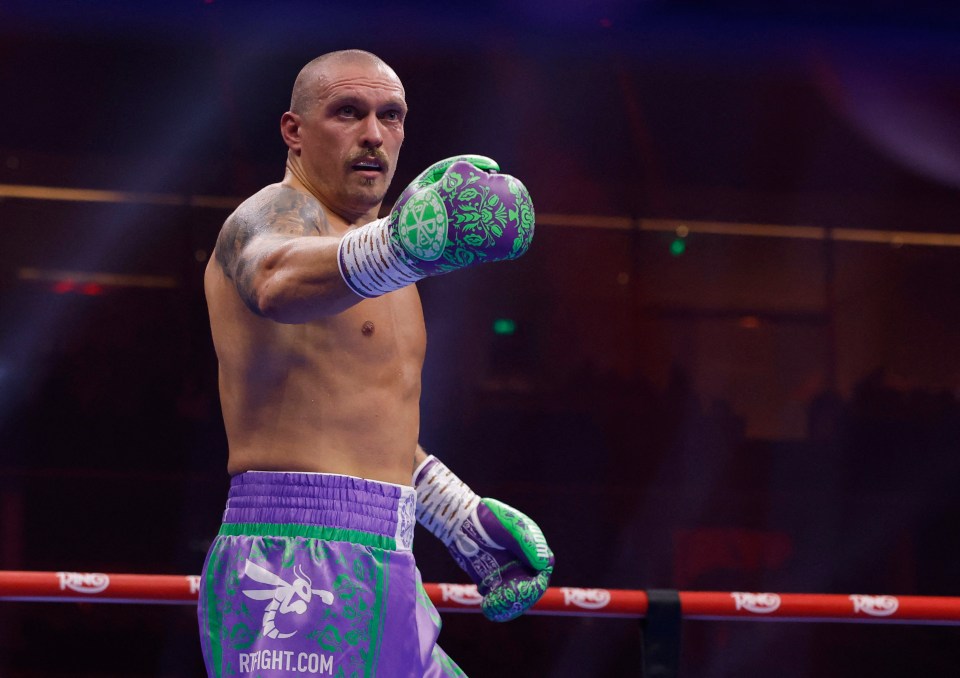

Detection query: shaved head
xmin=290 ymin=50 xmax=404 ymax=116
xmin=279 ymin=48 xmax=407 ymax=222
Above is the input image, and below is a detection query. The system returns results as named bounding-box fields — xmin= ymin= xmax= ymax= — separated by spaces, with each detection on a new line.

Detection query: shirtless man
xmin=198 ymin=50 xmax=553 ymax=677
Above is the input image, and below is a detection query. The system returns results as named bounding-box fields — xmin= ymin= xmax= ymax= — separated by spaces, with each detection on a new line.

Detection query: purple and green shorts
xmin=198 ymin=471 xmax=465 ymax=677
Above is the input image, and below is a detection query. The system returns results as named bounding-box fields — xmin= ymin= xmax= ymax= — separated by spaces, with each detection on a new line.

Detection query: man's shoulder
xmin=250 ymin=181 xmax=318 ymax=202
xmin=232 ymin=182 xmax=315 ymax=217
xmin=226 ymin=182 xmax=329 ymax=237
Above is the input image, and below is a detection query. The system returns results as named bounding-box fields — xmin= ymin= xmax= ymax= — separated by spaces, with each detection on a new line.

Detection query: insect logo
xmin=241 ymin=560 xmax=334 ymax=639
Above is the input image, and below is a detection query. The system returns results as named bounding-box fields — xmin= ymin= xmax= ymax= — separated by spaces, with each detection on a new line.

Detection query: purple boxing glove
xmin=414 ymin=455 xmax=554 ymax=622
xmin=337 ymin=155 xmax=535 ymax=298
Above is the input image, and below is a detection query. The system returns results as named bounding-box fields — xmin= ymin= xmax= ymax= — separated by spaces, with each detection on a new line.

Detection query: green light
xmin=493 ymin=318 xmax=516 ymax=335
xmin=669 ymin=238 xmax=686 ymax=256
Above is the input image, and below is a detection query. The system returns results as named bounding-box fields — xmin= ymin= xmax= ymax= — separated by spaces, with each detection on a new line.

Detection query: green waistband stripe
xmin=218 ymin=522 xmax=397 ymax=550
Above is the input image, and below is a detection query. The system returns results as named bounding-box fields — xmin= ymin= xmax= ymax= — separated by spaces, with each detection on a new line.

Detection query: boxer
xmin=199 ymin=49 xmax=553 ymax=677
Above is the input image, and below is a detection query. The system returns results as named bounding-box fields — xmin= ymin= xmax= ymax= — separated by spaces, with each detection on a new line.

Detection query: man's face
xmin=295 ymin=59 xmax=406 ymax=218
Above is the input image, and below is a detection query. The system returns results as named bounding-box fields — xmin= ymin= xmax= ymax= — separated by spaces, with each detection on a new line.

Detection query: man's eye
xmin=383 ymin=111 xmax=401 ymax=122
xmin=339 ymin=106 xmax=357 ymax=117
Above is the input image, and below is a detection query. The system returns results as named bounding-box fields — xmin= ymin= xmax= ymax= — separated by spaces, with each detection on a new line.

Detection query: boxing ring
xmin=4 ymin=570 xmax=960 ymax=676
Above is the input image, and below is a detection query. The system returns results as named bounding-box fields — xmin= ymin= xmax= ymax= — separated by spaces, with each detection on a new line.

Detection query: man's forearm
xmin=412 ymin=450 xmax=555 ymax=622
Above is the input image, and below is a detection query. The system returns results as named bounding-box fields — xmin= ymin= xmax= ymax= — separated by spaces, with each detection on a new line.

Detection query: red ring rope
xmin=1 ymin=570 xmax=958 ymax=624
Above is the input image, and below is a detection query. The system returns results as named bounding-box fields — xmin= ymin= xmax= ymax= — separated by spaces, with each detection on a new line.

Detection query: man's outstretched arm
xmin=214 ymin=184 xmax=362 ymax=323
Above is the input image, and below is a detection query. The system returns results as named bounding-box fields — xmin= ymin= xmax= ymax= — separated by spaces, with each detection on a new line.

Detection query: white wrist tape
xmin=414 ymin=456 xmax=480 ymax=547
xmin=337 ymin=218 xmax=423 ymax=298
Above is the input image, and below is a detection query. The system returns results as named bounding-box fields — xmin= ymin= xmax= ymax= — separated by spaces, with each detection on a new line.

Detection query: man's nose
xmin=359 ymin=113 xmax=383 ymax=148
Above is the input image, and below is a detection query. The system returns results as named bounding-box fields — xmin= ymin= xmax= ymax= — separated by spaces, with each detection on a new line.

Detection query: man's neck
xmin=283 ymin=158 xmax=381 ymax=230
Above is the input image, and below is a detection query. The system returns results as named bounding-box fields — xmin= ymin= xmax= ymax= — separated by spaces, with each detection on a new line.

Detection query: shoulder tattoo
xmin=214 ymin=186 xmax=329 ymax=311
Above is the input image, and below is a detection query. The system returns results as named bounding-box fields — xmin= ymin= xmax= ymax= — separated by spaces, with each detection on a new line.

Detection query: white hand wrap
xmin=413 ymin=455 xmax=480 ymax=547
xmin=337 ymin=218 xmax=423 ymax=298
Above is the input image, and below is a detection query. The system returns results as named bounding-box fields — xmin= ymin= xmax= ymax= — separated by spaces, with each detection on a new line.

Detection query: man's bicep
xmin=211 ymin=214 xmax=272 ymax=314
xmin=214 ymin=212 xmax=257 ymax=280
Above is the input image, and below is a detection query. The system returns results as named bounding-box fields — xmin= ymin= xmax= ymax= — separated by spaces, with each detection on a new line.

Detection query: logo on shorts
xmin=241 ymin=560 xmax=334 ymax=639
xmin=399 ymin=188 xmax=448 ymax=261
xmin=57 ymin=572 xmax=110 ymax=594
xmin=562 ymin=588 xmax=611 ymax=610
xmin=731 ymin=592 xmax=782 ymax=614
xmin=850 ymin=594 xmax=899 ymax=617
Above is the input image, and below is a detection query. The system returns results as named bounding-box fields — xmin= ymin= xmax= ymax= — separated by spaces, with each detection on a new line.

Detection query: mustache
xmin=346 ymin=149 xmax=389 ymax=171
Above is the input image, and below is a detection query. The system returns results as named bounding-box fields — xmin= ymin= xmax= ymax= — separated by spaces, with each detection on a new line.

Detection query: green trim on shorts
xmin=416 ymin=575 xmax=442 ymax=627
xmin=366 ymin=549 xmax=389 ymax=675
xmin=432 ymin=646 xmax=468 ymax=677
xmin=218 ymin=522 xmax=397 ymax=550
xmin=203 ymin=546 xmax=225 ymax=678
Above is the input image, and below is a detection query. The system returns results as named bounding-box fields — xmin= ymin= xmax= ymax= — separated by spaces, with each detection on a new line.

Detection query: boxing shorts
xmin=198 ymin=471 xmax=465 ymax=677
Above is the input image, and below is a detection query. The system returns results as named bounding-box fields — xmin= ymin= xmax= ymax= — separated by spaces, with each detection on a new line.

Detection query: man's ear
xmin=280 ymin=112 xmax=302 ymax=154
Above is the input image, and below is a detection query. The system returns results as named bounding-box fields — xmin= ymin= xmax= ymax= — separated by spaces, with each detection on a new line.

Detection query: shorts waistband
xmin=222 ymin=471 xmax=416 ymax=551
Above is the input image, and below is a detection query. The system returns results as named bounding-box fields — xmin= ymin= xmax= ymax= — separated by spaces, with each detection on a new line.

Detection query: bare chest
xmin=323 ymin=293 xmax=424 ymax=362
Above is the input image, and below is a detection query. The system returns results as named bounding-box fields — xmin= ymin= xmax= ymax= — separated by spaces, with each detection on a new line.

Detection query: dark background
xmin=2 ymin=1 xmax=960 ymax=676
